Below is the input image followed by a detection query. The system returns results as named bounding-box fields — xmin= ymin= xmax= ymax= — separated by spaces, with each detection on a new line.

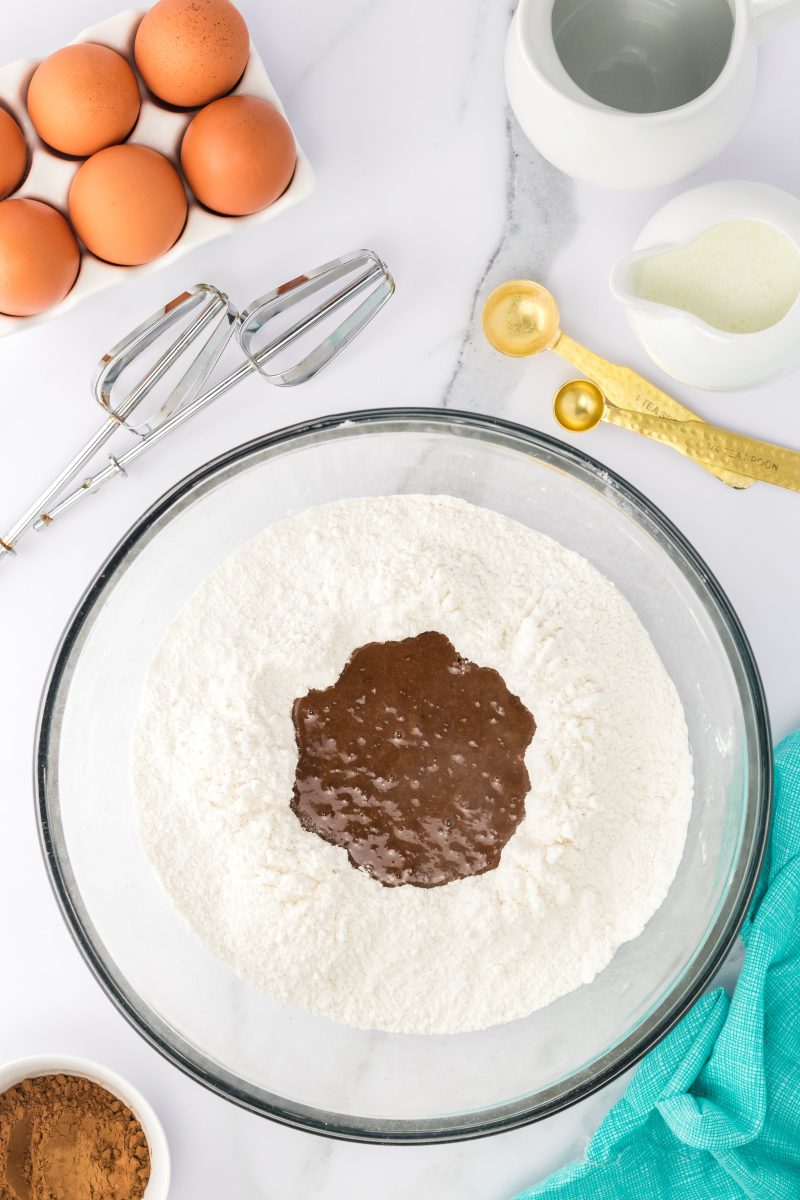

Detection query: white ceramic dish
xmin=610 ymin=180 xmax=800 ymax=391
xmin=0 ymin=8 xmax=314 ymax=338
xmin=505 ymin=0 xmax=800 ymax=189
xmin=0 ymin=1054 xmax=169 ymax=1198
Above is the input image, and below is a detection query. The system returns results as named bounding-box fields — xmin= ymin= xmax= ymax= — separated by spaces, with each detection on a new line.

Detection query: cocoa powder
xmin=0 ymin=1074 xmax=150 ymax=1200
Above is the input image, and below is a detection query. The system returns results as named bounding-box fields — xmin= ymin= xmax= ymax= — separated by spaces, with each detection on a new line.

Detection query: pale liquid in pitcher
xmin=630 ymin=220 xmax=800 ymax=334
xmin=552 ymin=0 xmax=734 ymax=114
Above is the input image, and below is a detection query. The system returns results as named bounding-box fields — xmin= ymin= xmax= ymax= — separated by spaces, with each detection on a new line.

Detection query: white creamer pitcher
xmin=506 ymin=0 xmax=800 ymax=189
xmin=610 ymin=181 xmax=800 ymax=391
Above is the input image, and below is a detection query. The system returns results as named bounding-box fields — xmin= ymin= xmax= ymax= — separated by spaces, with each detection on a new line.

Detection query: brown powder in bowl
xmin=0 ymin=1074 xmax=150 ymax=1200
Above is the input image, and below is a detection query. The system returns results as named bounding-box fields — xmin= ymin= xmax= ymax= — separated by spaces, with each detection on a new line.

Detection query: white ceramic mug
xmin=506 ymin=0 xmax=800 ymax=189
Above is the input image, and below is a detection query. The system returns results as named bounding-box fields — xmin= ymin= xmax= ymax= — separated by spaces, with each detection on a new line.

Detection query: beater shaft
xmin=1 ymin=251 xmax=393 ymax=560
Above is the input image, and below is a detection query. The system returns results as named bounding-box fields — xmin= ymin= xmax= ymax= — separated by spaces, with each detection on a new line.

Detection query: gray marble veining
xmin=442 ymin=111 xmax=577 ymax=414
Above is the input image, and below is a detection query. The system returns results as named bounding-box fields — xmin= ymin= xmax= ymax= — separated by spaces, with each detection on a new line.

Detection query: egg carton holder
xmin=0 ymin=8 xmax=315 ymax=338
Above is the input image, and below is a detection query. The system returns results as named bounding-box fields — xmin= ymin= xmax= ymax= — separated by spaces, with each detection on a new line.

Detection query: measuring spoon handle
xmin=606 ymin=404 xmax=800 ymax=493
xmin=552 ymin=334 xmax=754 ymax=491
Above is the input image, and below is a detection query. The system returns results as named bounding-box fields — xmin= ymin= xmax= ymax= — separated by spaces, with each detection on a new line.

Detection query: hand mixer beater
xmin=0 ymin=249 xmax=394 ymax=562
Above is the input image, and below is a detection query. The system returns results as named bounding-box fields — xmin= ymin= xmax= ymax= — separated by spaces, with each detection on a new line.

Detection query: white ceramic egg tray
xmin=0 ymin=8 xmax=315 ymax=337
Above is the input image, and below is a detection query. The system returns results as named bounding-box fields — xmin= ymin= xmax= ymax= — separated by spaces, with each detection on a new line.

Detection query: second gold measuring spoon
xmin=554 ymin=379 xmax=800 ymax=494
xmin=482 ymin=279 xmax=752 ymax=490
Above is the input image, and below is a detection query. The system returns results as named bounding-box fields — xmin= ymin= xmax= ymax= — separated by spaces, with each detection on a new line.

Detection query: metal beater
xmin=0 ymin=249 xmax=394 ymax=561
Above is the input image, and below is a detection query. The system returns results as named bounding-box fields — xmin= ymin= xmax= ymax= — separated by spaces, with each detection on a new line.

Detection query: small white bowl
xmin=0 ymin=1055 xmax=169 ymax=1199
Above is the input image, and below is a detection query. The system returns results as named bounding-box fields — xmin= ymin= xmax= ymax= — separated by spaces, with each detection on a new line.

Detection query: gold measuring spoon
xmin=482 ymin=280 xmax=752 ymax=490
xmin=554 ymin=379 xmax=800 ymax=494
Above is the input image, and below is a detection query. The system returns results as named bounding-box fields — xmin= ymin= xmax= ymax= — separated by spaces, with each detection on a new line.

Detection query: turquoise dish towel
xmin=517 ymin=732 xmax=800 ymax=1200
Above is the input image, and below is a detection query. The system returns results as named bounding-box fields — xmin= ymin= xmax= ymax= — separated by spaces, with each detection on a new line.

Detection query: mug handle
xmin=748 ymin=0 xmax=800 ymax=40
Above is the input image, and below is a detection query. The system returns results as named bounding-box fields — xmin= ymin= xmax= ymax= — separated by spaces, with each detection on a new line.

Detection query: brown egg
xmin=69 ymin=144 xmax=187 ymax=266
xmin=181 ymin=96 xmax=296 ymax=216
xmin=134 ymin=0 xmax=250 ymax=108
xmin=0 ymin=199 xmax=80 ymax=316
xmin=0 ymin=109 xmax=27 ymax=198
xmin=27 ymin=43 xmax=140 ymax=158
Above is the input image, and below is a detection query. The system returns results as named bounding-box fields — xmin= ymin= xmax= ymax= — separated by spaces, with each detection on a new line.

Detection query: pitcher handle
xmin=748 ymin=0 xmax=800 ymax=41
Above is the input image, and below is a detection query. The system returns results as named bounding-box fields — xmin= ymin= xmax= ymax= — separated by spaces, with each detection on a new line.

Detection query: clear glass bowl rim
xmin=34 ymin=407 xmax=772 ymax=1144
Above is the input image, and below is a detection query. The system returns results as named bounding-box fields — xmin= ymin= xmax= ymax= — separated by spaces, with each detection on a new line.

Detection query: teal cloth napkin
xmin=517 ymin=731 xmax=800 ymax=1200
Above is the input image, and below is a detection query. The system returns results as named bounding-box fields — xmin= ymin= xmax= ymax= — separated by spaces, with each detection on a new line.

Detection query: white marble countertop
xmin=2 ymin=1 xmax=800 ymax=1196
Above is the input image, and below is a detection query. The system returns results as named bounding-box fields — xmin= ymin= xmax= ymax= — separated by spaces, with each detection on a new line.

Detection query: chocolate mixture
xmin=291 ymin=631 xmax=536 ymax=887
xmin=0 ymin=1074 xmax=150 ymax=1200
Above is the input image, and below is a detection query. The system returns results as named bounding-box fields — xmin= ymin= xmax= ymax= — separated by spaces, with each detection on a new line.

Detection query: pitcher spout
xmin=609 ymin=248 xmax=687 ymax=320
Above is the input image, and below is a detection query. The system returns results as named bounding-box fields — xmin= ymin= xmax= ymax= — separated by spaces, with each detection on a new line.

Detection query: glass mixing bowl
xmin=36 ymin=409 xmax=771 ymax=1143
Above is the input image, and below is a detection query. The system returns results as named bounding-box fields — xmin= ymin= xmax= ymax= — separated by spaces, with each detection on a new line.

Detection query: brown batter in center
xmin=291 ymin=631 xmax=536 ymax=887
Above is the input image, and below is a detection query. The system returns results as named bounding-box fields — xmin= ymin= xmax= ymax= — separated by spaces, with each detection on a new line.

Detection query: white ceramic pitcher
xmin=506 ymin=0 xmax=800 ymax=189
xmin=610 ymin=180 xmax=800 ymax=390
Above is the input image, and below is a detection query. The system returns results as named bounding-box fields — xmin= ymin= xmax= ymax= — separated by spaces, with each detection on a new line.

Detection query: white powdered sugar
xmin=133 ymin=495 xmax=693 ymax=1034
